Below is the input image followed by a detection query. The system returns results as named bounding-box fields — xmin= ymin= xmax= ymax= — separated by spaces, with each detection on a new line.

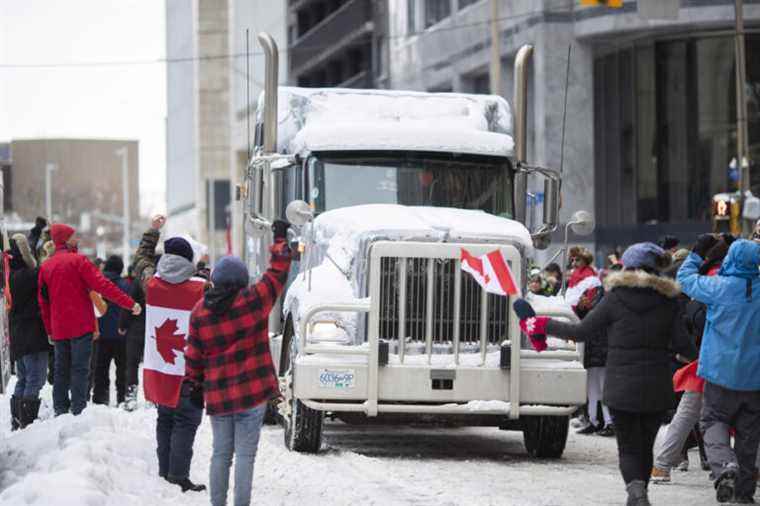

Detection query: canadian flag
xmin=143 ymin=276 xmax=206 ymax=408
xmin=460 ymin=248 xmax=520 ymax=297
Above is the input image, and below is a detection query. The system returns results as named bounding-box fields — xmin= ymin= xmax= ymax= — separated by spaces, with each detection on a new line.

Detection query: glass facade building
xmin=594 ymin=32 xmax=760 ymax=248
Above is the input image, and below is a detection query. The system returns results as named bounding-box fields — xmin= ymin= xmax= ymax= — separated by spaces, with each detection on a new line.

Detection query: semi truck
xmin=240 ymin=33 xmax=589 ymax=458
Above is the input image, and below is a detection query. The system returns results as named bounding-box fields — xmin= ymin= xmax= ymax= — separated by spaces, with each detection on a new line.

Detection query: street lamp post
xmin=115 ymin=147 xmax=131 ymax=269
xmin=45 ymin=162 xmax=57 ymax=219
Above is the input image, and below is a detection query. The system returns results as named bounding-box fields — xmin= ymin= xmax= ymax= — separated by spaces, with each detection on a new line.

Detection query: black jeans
xmin=156 ymin=384 xmax=203 ymax=480
xmin=125 ymin=325 xmax=145 ymax=389
xmin=92 ymin=339 xmax=127 ymax=405
xmin=610 ymin=408 xmax=665 ymax=485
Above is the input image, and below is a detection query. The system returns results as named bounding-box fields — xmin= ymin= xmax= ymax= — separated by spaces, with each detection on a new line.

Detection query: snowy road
xmin=0 ymin=386 xmax=721 ymax=505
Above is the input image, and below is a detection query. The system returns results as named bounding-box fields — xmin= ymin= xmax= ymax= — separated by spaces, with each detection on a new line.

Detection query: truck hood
xmin=312 ymin=204 xmax=533 ymax=257
xmin=284 ymin=204 xmax=532 ymax=342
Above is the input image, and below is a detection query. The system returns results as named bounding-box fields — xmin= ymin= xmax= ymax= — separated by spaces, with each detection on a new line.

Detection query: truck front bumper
xmin=293 ymin=354 xmax=586 ymax=417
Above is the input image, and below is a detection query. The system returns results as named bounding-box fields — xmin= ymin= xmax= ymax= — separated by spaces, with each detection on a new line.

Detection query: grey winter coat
xmin=546 ymin=270 xmax=697 ymax=413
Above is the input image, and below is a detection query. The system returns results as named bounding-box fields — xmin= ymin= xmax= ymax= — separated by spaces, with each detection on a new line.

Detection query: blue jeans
xmin=53 ymin=334 xmax=93 ymax=415
xmin=210 ymin=404 xmax=267 ymax=506
xmin=14 ymin=351 xmax=49 ymax=398
xmin=156 ymin=387 xmax=203 ymax=480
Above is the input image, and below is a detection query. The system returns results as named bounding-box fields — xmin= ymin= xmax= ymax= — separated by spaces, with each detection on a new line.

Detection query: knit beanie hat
xmin=50 ymin=223 xmax=75 ymax=246
xmin=164 ymin=237 xmax=194 ymax=263
xmin=211 ymin=256 xmax=249 ymax=288
xmin=621 ymin=242 xmax=670 ymax=271
xmin=104 ymin=254 xmax=124 ymax=274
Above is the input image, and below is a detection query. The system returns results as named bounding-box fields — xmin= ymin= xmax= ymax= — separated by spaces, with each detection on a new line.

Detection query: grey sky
xmin=0 ymin=0 xmax=166 ymax=216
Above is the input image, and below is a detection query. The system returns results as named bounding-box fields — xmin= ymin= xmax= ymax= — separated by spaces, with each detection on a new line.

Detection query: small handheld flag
xmin=460 ymin=248 xmax=520 ymax=297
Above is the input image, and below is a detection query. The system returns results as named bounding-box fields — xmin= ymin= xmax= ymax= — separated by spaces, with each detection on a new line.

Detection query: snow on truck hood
xmin=313 ymin=204 xmax=533 ymax=256
xmin=284 ymin=205 xmax=532 ymax=339
xmin=264 ymin=87 xmax=514 ymax=157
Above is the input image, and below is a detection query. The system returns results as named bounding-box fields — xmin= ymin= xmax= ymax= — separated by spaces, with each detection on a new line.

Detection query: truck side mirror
xmin=247 ymin=158 xmax=272 ymax=234
xmin=543 ymin=178 xmax=560 ymax=231
xmin=286 ymin=200 xmax=313 ymax=227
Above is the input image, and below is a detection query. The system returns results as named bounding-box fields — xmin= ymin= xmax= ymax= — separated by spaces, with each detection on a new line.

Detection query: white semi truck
xmin=241 ymin=33 xmax=589 ymax=458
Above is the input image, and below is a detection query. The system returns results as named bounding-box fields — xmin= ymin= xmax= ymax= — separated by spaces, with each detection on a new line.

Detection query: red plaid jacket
xmin=185 ymin=241 xmax=291 ymax=415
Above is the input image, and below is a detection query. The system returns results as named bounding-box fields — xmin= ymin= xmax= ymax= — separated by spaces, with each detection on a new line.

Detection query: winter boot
xmin=715 ymin=465 xmax=738 ymax=503
xmin=167 ymin=477 xmax=206 ymax=493
xmin=124 ymin=385 xmax=138 ymax=412
xmin=576 ymin=423 xmax=599 ymax=435
xmin=650 ymin=466 xmax=671 ymax=483
xmin=20 ymin=398 xmax=41 ymax=428
xmin=10 ymin=395 xmax=21 ymax=431
xmin=597 ymin=423 xmax=615 ymax=437
xmin=625 ymin=480 xmax=652 ymax=506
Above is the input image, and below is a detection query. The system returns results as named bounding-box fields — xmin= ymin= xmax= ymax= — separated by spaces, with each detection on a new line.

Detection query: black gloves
xmin=693 ymin=234 xmax=718 ymax=259
xmin=272 ymin=219 xmax=291 ymax=241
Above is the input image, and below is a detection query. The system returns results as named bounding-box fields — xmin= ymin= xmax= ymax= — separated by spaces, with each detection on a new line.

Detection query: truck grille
xmin=377 ymin=256 xmax=510 ymax=358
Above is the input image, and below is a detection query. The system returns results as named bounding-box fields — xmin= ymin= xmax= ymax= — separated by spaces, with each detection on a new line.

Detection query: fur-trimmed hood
xmin=604 ymin=270 xmax=681 ymax=299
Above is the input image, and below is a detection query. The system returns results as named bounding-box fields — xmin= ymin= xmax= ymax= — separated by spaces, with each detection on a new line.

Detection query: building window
xmin=466 ymin=72 xmax=489 ymax=94
xmin=458 ymin=0 xmax=480 ymax=10
xmin=425 ymin=0 xmax=451 ymax=28
xmin=206 ymin=179 xmax=231 ymax=231
xmin=594 ymin=34 xmax=760 ymax=239
xmin=407 ymin=0 xmax=416 ymax=34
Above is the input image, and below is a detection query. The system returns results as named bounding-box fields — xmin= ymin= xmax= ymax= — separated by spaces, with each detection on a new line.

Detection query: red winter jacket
xmin=185 ymin=241 xmax=291 ymax=415
xmin=38 ymin=247 xmax=135 ymax=341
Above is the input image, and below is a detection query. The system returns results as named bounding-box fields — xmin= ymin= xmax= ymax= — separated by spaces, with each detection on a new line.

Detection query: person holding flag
xmin=512 ymin=242 xmax=696 ymax=506
xmin=134 ymin=218 xmax=208 ymax=493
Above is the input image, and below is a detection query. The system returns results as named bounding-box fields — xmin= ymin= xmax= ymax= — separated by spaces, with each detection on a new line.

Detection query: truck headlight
xmin=307 ymin=320 xmax=350 ymax=344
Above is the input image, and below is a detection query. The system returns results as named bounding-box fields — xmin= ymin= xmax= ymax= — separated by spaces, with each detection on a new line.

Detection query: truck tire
xmin=283 ymin=396 xmax=324 ymax=453
xmin=281 ymin=329 xmax=323 ymax=453
xmin=522 ymin=415 xmax=569 ymax=459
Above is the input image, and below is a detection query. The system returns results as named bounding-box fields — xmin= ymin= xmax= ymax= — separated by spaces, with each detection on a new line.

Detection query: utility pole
xmin=115 ymin=147 xmax=131 ymax=269
xmin=735 ymin=0 xmax=750 ymax=230
xmin=489 ymin=0 xmax=501 ymax=95
xmin=45 ymin=162 xmax=57 ymax=219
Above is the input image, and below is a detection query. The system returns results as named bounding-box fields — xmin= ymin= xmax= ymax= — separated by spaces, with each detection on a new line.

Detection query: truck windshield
xmin=307 ymin=153 xmax=513 ymax=218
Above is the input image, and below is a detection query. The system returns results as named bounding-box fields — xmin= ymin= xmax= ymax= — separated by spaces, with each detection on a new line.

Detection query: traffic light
xmin=580 ymin=0 xmax=624 ymax=7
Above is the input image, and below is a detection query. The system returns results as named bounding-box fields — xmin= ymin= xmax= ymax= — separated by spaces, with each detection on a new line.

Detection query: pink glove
xmin=519 ymin=316 xmax=550 ymax=352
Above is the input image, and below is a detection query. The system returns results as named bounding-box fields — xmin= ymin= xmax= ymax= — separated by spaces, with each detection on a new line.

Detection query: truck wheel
xmin=283 ymin=396 xmax=324 ymax=453
xmin=522 ymin=415 xmax=569 ymax=459
xmin=281 ymin=342 xmax=323 ymax=453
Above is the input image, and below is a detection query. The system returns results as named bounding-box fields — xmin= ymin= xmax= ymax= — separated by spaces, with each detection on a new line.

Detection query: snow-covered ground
xmin=0 ymin=379 xmax=721 ymax=505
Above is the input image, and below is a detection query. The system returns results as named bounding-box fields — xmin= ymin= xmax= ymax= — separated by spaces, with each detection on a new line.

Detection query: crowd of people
xmin=5 ymin=214 xmax=292 ymax=505
xmin=518 ymin=232 xmax=760 ymax=505
xmin=7 ymin=210 xmax=760 ymax=505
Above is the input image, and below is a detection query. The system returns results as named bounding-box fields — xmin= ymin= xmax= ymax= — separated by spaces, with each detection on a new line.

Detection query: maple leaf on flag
xmin=152 ymin=318 xmax=186 ymax=365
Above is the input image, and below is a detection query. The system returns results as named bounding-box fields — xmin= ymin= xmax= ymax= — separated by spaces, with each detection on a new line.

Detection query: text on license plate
xmin=319 ymin=368 xmax=355 ymax=389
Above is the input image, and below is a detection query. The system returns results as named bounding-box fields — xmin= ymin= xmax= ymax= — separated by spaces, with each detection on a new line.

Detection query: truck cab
xmin=242 ymin=34 xmax=587 ymax=458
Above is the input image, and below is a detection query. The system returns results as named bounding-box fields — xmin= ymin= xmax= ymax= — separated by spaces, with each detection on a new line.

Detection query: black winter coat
xmin=9 ymin=267 xmax=51 ymax=360
xmin=546 ymin=270 xmax=697 ymax=413
xmin=581 ymin=287 xmax=608 ymax=369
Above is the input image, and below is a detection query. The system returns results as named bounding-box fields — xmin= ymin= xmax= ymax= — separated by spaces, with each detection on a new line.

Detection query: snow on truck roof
xmin=262 ymin=87 xmax=515 ymax=158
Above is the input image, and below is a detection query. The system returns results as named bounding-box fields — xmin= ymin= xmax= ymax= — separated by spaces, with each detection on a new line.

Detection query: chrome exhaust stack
xmin=257 ymin=32 xmax=279 ymax=154
xmin=513 ymin=45 xmax=533 ymax=225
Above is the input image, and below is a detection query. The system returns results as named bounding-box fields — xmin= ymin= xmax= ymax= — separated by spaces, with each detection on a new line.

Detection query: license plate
xmin=318 ymin=368 xmax=355 ymax=389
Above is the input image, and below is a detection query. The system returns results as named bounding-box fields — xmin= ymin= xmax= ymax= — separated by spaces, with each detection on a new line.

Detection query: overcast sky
xmin=0 ymin=0 xmax=167 ymax=216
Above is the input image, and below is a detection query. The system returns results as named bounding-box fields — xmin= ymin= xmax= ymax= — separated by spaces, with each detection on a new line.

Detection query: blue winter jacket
xmin=677 ymin=240 xmax=760 ymax=391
